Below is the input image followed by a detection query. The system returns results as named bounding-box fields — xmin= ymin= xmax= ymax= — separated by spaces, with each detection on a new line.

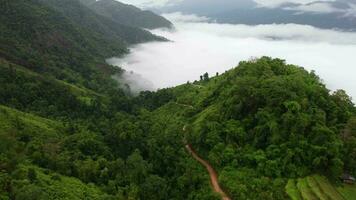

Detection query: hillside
xmin=0 ymin=1 xmax=355 ymax=199
xmin=1 ymin=55 xmax=356 ymax=199
xmin=143 ymin=57 xmax=356 ymax=199
xmin=86 ymin=0 xmax=173 ymax=29
xmin=0 ymin=0 xmax=163 ymax=91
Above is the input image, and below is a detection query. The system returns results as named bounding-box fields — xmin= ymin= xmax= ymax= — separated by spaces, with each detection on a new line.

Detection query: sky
xmin=108 ymin=12 xmax=356 ymax=100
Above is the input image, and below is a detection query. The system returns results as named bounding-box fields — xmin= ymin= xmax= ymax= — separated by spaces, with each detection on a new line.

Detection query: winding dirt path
xmin=183 ymin=126 xmax=231 ymax=200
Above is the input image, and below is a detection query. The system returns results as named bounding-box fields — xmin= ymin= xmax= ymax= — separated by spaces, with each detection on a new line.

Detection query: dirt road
xmin=185 ymin=143 xmax=231 ymax=200
xmin=181 ymin=112 xmax=231 ymax=200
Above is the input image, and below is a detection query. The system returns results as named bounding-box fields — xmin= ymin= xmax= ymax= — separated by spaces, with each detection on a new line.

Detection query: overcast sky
xmin=108 ymin=12 xmax=356 ymax=101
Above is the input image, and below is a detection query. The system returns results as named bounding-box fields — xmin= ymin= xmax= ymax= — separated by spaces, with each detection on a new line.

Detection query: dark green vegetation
xmin=0 ymin=1 xmax=355 ymax=199
xmin=83 ymin=0 xmax=173 ymax=29
xmin=0 ymin=0 xmax=165 ymax=90
xmin=158 ymin=58 xmax=356 ymax=199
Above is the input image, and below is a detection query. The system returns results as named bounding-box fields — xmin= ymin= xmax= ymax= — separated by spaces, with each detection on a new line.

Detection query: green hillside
xmin=1 ymin=55 xmax=355 ymax=199
xmin=0 ymin=1 xmax=355 ymax=199
xmin=144 ymin=57 xmax=356 ymax=199
xmin=0 ymin=106 xmax=105 ymax=199
xmin=0 ymin=0 xmax=163 ymax=90
xmin=87 ymin=0 xmax=173 ymax=29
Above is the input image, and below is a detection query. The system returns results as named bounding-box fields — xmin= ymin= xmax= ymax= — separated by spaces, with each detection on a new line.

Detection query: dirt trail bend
xmin=181 ymin=114 xmax=231 ymax=200
xmin=185 ymin=144 xmax=231 ymax=200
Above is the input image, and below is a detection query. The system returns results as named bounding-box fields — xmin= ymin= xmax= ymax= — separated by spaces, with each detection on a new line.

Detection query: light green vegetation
xmin=0 ymin=105 xmax=62 ymax=139
xmin=338 ymin=184 xmax=356 ymax=200
xmin=297 ymin=178 xmax=318 ymax=200
xmin=10 ymin=165 xmax=104 ymax=200
xmin=286 ymin=175 xmax=356 ymax=200
xmin=286 ymin=179 xmax=303 ymax=200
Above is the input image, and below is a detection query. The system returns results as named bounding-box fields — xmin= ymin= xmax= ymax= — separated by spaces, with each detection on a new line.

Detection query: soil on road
xmin=185 ymin=144 xmax=231 ymax=200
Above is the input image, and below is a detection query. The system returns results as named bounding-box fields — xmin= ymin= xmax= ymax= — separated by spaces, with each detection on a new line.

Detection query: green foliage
xmin=342 ymin=117 xmax=356 ymax=176
xmin=27 ymin=168 xmax=37 ymax=183
xmin=148 ymin=57 xmax=355 ymax=199
xmin=0 ymin=0 xmax=163 ymax=91
xmin=87 ymin=0 xmax=173 ymax=29
xmin=0 ymin=4 xmax=355 ymax=198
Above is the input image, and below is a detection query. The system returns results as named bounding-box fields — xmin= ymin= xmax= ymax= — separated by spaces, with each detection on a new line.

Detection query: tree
xmin=27 ymin=168 xmax=37 ymax=183
xmin=203 ymin=72 xmax=209 ymax=81
xmin=126 ymin=150 xmax=150 ymax=184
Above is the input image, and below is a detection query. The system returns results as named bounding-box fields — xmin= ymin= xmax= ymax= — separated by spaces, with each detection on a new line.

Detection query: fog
xmin=108 ymin=12 xmax=356 ymax=100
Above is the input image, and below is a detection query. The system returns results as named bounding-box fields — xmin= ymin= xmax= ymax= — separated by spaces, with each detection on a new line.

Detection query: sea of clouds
xmin=108 ymin=12 xmax=356 ymax=100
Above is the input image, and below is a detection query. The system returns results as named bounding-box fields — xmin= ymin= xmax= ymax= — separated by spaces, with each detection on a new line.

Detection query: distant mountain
xmin=160 ymin=0 xmax=356 ymax=31
xmin=82 ymin=0 xmax=172 ymax=29
xmin=212 ymin=7 xmax=356 ymax=31
xmin=158 ymin=0 xmax=254 ymax=16
xmin=41 ymin=0 xmax=165 ymax=44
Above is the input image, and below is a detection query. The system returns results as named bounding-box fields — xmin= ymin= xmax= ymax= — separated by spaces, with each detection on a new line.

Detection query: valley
xmin=0 ymin=0 xmax=355 ymax=200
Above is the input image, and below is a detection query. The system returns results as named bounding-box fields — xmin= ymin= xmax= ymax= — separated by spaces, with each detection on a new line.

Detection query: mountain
xmin=159 ymin=0 xmax=255 ymax=16
xmin=143 ymin=57 xmax=356 ymax=199
xmin=85 ymin=0 xmax=173 ymax=29
xmin=212 ymin=6 xmax=356 ymax=31
xmin=0 ymin=0 xmax=163 ymax=91
xmin=160 ymin=0 xmax=356 ymax=31
xmin=0 ymin=0 xmax=355 ymax=199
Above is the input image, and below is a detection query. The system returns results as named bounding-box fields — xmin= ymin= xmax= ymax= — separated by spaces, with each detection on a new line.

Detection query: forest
xmin=0 ymin=0 xmax=355 ymax=200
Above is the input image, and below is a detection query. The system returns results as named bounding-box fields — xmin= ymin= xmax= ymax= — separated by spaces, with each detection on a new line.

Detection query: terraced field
xmin=286 ymin=175 xmax=356 ymax=200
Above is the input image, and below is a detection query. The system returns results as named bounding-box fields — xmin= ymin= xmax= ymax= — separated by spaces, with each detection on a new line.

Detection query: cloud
xmin=344 ymin=3 xmax=356 ymax=18
xmin=116 ymin=0 xmax=182 ymax=8
xmin=110 ymin=70 xmax=155 ymax=95
xmin=253 ymin=0 xmax=334 ymax=8
xmin=163 ymin=12 xmax=210 ymax=22
xmin=288 ymin=2 xmax=342 ymax=13
xmin=253 ymin=0 xmax=356 ymax=16
xmin=109 ymin=12 xmax=356 ymax=100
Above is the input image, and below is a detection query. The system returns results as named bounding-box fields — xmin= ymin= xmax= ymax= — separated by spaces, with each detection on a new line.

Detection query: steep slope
xmin=87 ymin=0 xmax=173 ymax=29
xmin=41 ymin=0 xmax=165 ymax=43
xmin=0 ymin=1 xmax=218 ymax=199
xmin=0 ymin=0 xmax=163 ymax=90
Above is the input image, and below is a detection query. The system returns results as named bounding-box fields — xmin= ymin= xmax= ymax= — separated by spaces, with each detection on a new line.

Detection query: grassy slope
xmin=286 ymin=179 xmax=303 ymax=200
xmin=286 ymin=175 xmax=356 ymax=200
xmin=0 ymin=58 xmax=100 ymax=101
xmin=337 ymin=184 xmax=356 ymax=200
xmin=0 ymin=105 xmax=62 ymax=139
xmin=0 ymin=105 xmax=107 ymax=199
xmin=12 ymin=165 xmax=104 ymax=200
